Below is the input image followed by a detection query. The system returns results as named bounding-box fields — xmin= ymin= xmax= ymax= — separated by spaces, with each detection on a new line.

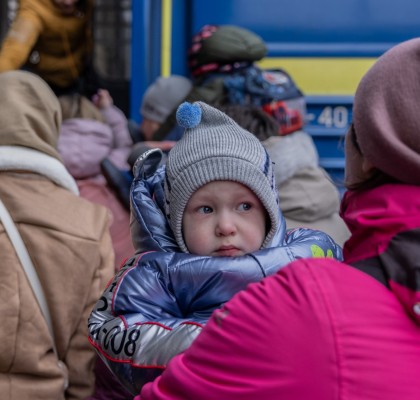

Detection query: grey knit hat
xmin=141 ymin=76 xmax=192 ymax=123
xmin=164 ymin=101 xmax=280 ymax=253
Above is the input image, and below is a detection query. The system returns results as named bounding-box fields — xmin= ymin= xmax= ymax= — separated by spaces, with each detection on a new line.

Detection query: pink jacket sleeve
xmin=101 ymin=105 xmax=133 ymax=169
xmin=139 ymin=256 xmax=420 ymax=400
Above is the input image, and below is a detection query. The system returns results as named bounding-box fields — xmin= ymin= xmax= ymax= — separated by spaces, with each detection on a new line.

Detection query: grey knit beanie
xmin=164 ymin=101 xmax=280 ymax=253
xmin=141 ymin=76 xmax=192 ymax=123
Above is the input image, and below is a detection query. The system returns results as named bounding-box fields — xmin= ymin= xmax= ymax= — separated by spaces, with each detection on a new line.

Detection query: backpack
xmin=209 ymin=65 xmax=307 ymax=135
xmin=153 ymin=26 xmax=306 ymax=139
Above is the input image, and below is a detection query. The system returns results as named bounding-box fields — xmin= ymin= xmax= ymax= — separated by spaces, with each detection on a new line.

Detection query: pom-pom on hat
xmin=165 ymin=101 xmax=280 ymax=253
xmin=176 ymin=102 xmax=202 ymax=128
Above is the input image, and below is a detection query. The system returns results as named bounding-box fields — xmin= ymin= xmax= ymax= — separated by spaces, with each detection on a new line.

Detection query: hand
xmin=92 ymin=89 xmax=113 ymax=109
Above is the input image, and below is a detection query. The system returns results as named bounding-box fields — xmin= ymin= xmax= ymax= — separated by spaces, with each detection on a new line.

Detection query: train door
xmin=93 ymin=0 xmax=132 ymax=116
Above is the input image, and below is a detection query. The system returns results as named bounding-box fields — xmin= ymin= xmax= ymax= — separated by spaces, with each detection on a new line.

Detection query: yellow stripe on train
xmin=161 ymin=0 xmax=172 ymax=77
xmin=258 ymin=57 xmax=377 ymax=95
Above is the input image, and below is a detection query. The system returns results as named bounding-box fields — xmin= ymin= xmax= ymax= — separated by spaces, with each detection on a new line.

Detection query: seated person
xmin=127 ymin=75 xmax=192 ymax=157
xmin=102 ymin=75 xmax=192 ymax=209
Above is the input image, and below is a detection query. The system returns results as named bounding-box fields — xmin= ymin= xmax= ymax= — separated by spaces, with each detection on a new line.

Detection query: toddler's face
xmin=182 ymin=181 xmax=267 ymax=256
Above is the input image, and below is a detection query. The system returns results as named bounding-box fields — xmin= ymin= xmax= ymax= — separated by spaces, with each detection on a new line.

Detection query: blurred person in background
xmin=102 ymin=75 xmax=193 ymax=210
xmin=58 ymin=88 xmax=135 ymax=400
xmin=58 ymin=88 xmax=134 ymax=271
xmin=0 ymin=0 xmax=96 ymax=96
xmin=127 ymin=75 xmax=193 ymax=160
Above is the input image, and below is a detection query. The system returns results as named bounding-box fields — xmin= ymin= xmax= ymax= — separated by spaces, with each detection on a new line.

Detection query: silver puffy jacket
xmin=88 ymin=149 xmax=343 ymax=395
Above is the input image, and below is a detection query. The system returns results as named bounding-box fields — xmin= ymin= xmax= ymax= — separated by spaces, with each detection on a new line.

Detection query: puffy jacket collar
xmin=341 ymin=184 xmax=420 ymax=262
xmin=341 ymin=184 xmax=420 ymax=324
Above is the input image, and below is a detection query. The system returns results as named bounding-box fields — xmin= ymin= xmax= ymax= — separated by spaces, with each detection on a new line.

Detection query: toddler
xmin=88 ymin=101 xmax=342 ymax=395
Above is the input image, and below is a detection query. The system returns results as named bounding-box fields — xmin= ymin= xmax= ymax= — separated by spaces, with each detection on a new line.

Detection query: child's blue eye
xmin=238 ymin=203 xmax=251 ymax=211
xmin=198 ymin=206 xmax=213 ymax=214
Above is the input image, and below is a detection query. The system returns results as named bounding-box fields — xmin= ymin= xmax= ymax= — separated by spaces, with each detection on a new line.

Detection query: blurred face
xmin=53 ymin=0 xmax=79 ymax=15
xmin=140 ymin=118 xmax=161 ymax=141
xmin=183 ymin=181 xmax=267 ymax=256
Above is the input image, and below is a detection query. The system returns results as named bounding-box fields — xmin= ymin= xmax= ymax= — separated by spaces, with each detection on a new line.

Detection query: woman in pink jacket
xmin=137 ymin=38 xmax=420 ymax=400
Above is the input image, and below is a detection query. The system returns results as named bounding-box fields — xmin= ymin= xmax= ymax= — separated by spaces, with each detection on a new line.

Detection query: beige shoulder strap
xmin=0 ymin=198 xmax=69 ymax=390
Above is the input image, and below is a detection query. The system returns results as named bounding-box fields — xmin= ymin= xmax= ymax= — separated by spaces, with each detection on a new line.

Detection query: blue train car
xmin=131 ymin=0 xmax=420 ymax=192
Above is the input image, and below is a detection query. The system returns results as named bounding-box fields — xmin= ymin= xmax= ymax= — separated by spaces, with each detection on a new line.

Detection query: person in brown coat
xmin=0 ymin=0 xmax=95 ymax=94
xmin=0 ymin=70 xmax=114 ymax=399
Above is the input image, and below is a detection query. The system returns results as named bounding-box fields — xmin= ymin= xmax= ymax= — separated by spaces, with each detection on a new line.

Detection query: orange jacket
xmin=0 ymin=0 xmax=94 ymax=89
